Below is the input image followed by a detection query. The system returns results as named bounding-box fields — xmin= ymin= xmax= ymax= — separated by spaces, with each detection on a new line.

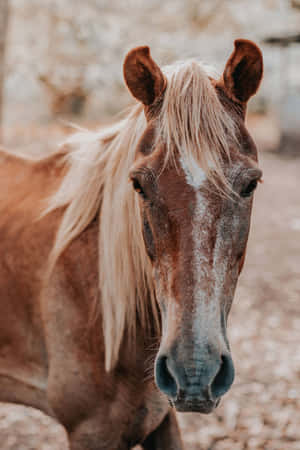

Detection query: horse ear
xmin=123 ymin=46 xmax=167 ymax=106
xmin=221 ymin=39 xmax=263 ymax=105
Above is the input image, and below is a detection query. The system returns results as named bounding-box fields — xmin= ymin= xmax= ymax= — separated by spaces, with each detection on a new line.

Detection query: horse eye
xmin=240 ymin=179 xmax=258 ymax=198
xmin=132 ymin=178 xmax=146 ymax=198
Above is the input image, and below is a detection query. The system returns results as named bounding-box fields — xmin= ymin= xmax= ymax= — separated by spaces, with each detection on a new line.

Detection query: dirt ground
xmin=0 ymin=116 xmax=299 ymax=449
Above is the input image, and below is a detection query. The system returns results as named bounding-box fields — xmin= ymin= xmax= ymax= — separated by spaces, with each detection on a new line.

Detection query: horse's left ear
xmin=220 ymin=39 xmax=263 ymax=105
xmin=123 ymin=46 xmax=167 ymax=107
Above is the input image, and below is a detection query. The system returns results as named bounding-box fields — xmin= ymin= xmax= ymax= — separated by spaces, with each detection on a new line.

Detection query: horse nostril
xmin=211 ymin=354 xmax=235 ymax=399
xmin=155 ymin=355 xmax=178 ymax=398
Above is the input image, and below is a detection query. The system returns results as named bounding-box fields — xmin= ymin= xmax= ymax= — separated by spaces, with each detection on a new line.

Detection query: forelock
xmin=156 ymin=60 xmax=238 ymax=193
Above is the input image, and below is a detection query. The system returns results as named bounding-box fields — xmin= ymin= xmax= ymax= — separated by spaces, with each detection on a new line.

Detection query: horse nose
xmin=155 ymin=352 xmax=234 ymax=402
xmin=155 ymin=355 xmax=178 ymax=398
xmin=211 ymin=354 xmax=235 ymax=399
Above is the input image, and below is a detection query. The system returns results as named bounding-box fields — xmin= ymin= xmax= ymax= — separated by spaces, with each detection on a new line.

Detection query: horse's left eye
xmin=240 ymin=179 xmax=258 ymax=198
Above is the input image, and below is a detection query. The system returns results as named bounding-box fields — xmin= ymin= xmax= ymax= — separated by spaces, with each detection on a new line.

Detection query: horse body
xmin=0 ymin=152 xmax=174 ymax=448
xmin=42 ymin=213 xmax=173 ymax=448
xmin=0 ymin=153 xmax=62 ymax=410
xmin=0 ymin=39 xmax=263 ymax=449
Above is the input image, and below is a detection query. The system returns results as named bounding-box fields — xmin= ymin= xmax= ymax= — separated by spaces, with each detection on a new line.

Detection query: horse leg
xmin=66 ymin=415 xmax=130 ymax=450
xmin=47 ymin=366 xmax=132 ymax=450
xmin=142 ymin=410 xmax=184 ymax=450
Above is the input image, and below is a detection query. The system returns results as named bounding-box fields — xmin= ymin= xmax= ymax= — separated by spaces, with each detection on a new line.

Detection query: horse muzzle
xmin=155 ymin=349 xmax=234 ymax=413
xmin=172 ymin=397 xmax=219 ymax=414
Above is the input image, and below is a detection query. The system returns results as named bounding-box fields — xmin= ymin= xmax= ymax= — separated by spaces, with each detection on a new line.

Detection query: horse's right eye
xmin=132 ymin=178 xmax=146 ymax=198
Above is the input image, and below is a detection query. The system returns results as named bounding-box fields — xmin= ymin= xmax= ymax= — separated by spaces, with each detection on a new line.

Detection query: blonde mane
xmin=47 ymin=60 xmax=237 ymax=371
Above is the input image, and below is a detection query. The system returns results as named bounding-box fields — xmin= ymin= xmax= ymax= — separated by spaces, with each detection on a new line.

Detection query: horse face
xmin=124 ymin=40 xmax=263 ymax=413
xmin=130 ymin=127 xmax=262 ymax=413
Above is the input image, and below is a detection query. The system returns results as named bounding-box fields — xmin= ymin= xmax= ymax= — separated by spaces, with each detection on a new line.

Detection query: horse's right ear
xmin=123 ymin=46 xmax=167 ymax=107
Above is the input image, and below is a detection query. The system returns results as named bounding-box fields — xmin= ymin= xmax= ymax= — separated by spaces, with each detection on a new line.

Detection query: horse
xmin=0 ymin=39 xmax=263 ymax=449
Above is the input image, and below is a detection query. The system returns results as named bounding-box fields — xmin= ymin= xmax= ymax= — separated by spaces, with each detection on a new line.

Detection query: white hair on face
xmin=45 ymin=59 xmax=238 ymax=371
xmin=179 ymin=155 xmax=207 ymax=189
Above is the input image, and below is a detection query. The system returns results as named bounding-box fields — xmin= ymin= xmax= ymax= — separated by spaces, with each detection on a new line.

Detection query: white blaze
xmin=179 ymin=156 xmax=207 ymax=189
xmin=180 ymin=156 xmax=223 ymax=357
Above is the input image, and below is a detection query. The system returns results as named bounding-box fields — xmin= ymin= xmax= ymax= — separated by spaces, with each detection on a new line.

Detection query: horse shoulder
xmin=0 ymin=152 xmax=67 ymax=411
xmin=41 ymin=220 xmax=104 ymax=424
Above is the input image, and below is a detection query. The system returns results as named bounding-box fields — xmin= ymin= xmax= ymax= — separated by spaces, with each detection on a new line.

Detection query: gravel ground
xmin=0 ymin=118 xmax=299 ymax=449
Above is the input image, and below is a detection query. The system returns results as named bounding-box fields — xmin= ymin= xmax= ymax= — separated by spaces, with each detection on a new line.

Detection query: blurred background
xmin=0 ymin=1 xmax=299 ymax=449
